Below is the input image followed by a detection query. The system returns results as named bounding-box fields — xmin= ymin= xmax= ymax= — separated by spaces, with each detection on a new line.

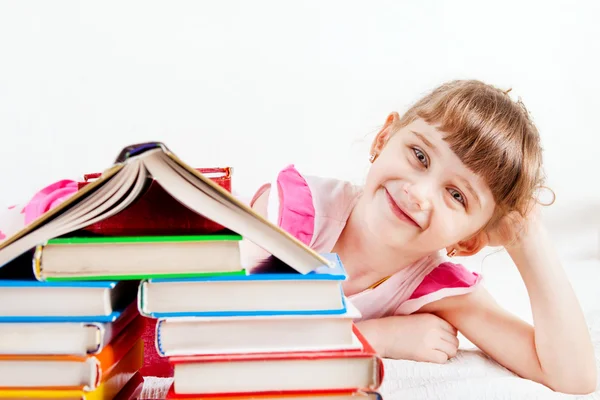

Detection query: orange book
xmin=0 ymin=315 xmax=144 ymax=391
xmin=0 ymin=341 xmax=143 ymax=399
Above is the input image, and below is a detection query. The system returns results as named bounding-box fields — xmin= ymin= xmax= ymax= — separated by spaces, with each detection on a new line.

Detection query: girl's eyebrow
xmin=458 ymin=176 xmax=481 ymax=208
xmin=410 ymin=129 xmax=481 ymax=208
xmin=411 ymin=131 xmax=439 ymax=156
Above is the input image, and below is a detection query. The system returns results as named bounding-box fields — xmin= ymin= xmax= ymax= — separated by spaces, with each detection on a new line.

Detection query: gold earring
xmin=447 ymin=248 xmax=457 ymax=257
xmin=369 ymin=154 xmax=377 ymax=163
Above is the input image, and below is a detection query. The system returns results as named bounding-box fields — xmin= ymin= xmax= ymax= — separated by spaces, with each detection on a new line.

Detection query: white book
xmin=156 ymin=299 xmax=362 ymax=356
xmin=138 ymin=253 xmax=348 ymax=318
xmin=0 ymin=318 xmax=143 ymax=391
xmin=0 ymin=303 xmax=138 ymax=355
xmin=0 ymin=280 xmax=137 ymax=320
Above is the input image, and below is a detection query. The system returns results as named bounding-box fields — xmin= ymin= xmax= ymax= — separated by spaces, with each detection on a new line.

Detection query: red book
xmin=114 ymin=371 xmax=145 ymax=400
xmin=168 ymin=325 xmax=384 ymax=396
xmin=77 ymin=167 xmax=233 ymax=236
xmin=166 ymin=387 xmax=383 ymax=400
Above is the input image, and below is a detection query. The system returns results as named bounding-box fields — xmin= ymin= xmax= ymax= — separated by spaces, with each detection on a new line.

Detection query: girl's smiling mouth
xmin=384 ymin=187 xmax=421 ymax=228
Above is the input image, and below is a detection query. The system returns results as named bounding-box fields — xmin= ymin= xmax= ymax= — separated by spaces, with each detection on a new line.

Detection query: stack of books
xmin=0 ymin=147 xmax=236 ymax=397
xmin=0 ymin=142 xmax=385 ymax=398
xmin=140 ymin=252 xmax=383 ymax=398
xmin=0 ymin=249 xmax=144 ymax=398
xmin=39 ymin=164 xmax=240 ymax=378
xmin=35 ymin=231 xmax=248 ymax=378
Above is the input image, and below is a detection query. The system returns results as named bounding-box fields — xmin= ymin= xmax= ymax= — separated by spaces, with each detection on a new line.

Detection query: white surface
xmin=379 ymin=308 xmax=600 ymax=399
xmin=0 ymin=1 xmax=599 ymax=210
xmin=0 ymin=2 xmax=598 ymax=398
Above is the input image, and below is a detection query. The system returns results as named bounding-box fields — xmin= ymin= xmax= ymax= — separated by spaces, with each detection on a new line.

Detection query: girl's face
xmin=363 ymin=115 xmax=496 ymax=255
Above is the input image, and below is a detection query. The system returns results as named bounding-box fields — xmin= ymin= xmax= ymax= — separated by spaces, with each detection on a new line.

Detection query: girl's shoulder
xmin=349 ymin=251 xmax=481 ymax=320
xmin=249 ymin=164 xmax=361 ymax=252
xmin=394 ymin=256 xmax=482 ymax=315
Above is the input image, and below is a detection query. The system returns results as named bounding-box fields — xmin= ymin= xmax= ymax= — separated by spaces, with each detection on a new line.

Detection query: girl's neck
xmin=332 ymin=196 xmax=424 ymax=296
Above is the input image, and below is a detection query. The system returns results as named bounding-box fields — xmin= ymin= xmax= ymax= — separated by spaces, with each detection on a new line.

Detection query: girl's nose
xmin=403 ymin=182 xmax=432 ymax=211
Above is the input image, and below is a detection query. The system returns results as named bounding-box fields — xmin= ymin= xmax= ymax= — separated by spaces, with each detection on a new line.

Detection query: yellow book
xmin=0 ymin=339 xmax=143 ymax=399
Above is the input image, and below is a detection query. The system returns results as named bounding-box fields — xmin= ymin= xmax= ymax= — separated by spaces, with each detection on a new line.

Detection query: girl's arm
xmin=422 ymin=222 xmax=597 ymax=395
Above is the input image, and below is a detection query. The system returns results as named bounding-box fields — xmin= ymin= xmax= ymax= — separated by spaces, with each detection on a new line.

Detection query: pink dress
xmin=250 ymin=165 xmax=481 ymax=320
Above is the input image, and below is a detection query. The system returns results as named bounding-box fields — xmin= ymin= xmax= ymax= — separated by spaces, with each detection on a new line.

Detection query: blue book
xmin=0 ymin=279 xmax=138 ymax=322
xmin=0 ymin=303 xmax=139 ymax=355
xmin=138 ymin=253 xmax=348 ymax=318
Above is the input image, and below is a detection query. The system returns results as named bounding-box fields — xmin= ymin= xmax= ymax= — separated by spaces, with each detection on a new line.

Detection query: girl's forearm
xmin=355 ymin=318 xmax=388 ymax=356
xmin=507 ymin=223 xmax=596 ymax=391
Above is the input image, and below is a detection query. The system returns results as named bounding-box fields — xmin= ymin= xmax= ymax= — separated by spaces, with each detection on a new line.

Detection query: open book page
xmin=143 ymin=150 xmax=330 ymax=274
xmin=0 ymin=163 xmax=143 ymax=268
xmin=0 ymin=144 xmax=330 ymax=275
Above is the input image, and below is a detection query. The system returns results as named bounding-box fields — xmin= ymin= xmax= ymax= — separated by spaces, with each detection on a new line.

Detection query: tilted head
xmin=364 ymin=80 xmax=547 ymax=256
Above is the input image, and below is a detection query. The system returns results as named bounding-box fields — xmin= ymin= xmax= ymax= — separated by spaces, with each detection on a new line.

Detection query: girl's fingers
xmin=438 ymin=318 xmax=458 ymax=335
xmin=434 ymin=337 xmax=458 ymax=359
xmin=427 ymin=349 xmax=450 ymax=364
xmin=441 ymin=331 xmax=460 ymax=348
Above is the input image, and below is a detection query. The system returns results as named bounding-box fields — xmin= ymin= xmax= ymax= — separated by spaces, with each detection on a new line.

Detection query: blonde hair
xmin=392 ymin=79 xmax=548 ymax=228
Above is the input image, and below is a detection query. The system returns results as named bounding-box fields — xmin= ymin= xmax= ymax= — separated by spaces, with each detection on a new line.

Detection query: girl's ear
xmin=370 ymin=112 xmax=400 ymax=156
xmin=447 ymin=231 xmax=489 ymax=257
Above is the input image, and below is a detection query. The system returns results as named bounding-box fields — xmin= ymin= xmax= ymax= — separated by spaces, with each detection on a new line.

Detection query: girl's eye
xmin=448 ymin=188 xmax=466 ymax=206
xmin=412 ymin=148 xmax=429 ymax=167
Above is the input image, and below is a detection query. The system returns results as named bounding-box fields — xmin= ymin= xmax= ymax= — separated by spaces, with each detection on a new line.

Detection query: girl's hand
xmin=485 ymin=202 xmax=542 ymax=248
xmin=358 ymin=313 xmax=459 ymax=363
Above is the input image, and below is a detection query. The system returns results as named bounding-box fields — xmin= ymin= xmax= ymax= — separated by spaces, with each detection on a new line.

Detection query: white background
xmin=0 ymin=1 xmax=599 ymax=321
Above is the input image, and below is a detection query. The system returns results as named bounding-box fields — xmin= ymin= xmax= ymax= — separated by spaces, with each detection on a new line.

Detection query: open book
xmin=0 ymin=142 xmax=331 ymax=274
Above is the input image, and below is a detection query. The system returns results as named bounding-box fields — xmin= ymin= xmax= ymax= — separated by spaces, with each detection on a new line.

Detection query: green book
xmin=34 ymin=234 xmax=246 ymax=281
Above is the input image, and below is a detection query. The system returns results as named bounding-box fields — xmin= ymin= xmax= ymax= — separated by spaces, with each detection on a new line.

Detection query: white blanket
xmin=140 ymin=311 xmax=600 ymax=399
xmin=380 ymin=311 xmax=600 ymax=400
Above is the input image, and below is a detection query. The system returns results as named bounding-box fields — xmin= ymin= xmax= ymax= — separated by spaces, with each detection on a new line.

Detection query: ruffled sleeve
xmin=394 ymin=261 xmax=482 ymax=315
xmin=22 ymin=179 xmax=79 ymax=225
xmin=249 ymin=165 xmax=315 ymax=246
xmin=0 ymin=180 xmax=78 ymax=244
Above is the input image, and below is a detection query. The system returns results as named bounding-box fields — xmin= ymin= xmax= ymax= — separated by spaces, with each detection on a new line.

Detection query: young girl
xmin=244 ymin=80 xmax=597 ymax=395
xmin=0 ymin=80 xmax=596 ymax=394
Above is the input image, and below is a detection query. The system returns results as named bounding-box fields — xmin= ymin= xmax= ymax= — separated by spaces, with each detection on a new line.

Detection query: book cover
xmin=0 ymin=341 xmax=143 ymax=399
xmin=138 ymin=253 xmax=347 ymax=318
xmin=0 ymin=302 xmax=138 ymax=356
xmin=169 ymin=325 xmax=384 ymax=395
xmin=0 ymin=315 xmax=144 ymax=391
xmin=113 ymin=371 xmax=144 ymax=400
xmin=154 ymin=299 xmax=361 ymax=357
xmin=166 ymin=387 xmax=383 ymax=400
xmin=169 ymin=324 xmax=379 ymax=366
xmin=149 ymin=253 xmax=346 ymax=283
xmin=34 ymin=234 xmax=246 ymax=281
xmin=77 ymin=167 xmax=232 ymax=236
xmin=0 ymin=280 xmax=137 ymax=323
xmin=0 ymin=141 xmax=331 ymax=275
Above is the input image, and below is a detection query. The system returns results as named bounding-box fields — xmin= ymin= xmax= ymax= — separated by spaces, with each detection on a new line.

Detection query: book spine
xmin=137 ymin=282 xmax=150 ymax=318
xmin=155 ymin=319 xmax=165 ymax=357
xmin=32 ymin=245 xmax=44 ymax=281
